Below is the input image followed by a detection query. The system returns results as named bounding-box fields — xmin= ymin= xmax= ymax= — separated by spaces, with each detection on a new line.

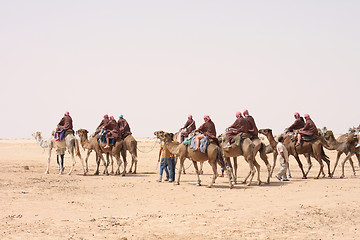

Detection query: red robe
xmin=198 ymin=120 xmax=217 ymax=140
xmin=56 ymin=115 xmax=73 ymax=133
xmin=299 ymin=118 xmax=318 ymax=136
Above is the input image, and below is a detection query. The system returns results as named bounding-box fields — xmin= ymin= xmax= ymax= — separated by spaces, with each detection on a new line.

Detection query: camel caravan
xmin=33 ymin=111 xmax=360 ymax=189
xmin=33 ymin=112 xmax=137 ymax=176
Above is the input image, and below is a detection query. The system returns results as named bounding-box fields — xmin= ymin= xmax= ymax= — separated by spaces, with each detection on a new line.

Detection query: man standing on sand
xmin=275 ymin=136 xmax=290 ymax=181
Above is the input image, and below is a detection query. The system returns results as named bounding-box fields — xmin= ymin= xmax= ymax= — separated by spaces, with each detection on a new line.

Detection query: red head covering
xmin=236 ymin=112 xmax=242 ymax=118
xmin=65 ymin=111 xmax=69 ymax=116
xmin=304 ymin=114 xmax=310 ymax=119
xmin=243 ymin=109 xmax=249 ymax=116
xmin=104 ymin=114 xmax=109 ymax=119
xmin=188 ymin=114 xmax=193 ymax=119
xmin=110 ymin=116 xmax=114 ymax=120
xmin=294 ymin=112 xmax=300 ymax=118
xmin=204 ymin=115 xmax=210 ymax=122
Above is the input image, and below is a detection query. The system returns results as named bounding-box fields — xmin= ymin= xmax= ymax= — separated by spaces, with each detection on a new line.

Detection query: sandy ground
xmin=1 ymin=138 xmax=360 ymax=240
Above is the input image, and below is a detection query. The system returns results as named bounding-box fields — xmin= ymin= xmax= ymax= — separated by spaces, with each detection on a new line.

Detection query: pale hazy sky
xmin=1 ymin=1 xmax=359 ymax=139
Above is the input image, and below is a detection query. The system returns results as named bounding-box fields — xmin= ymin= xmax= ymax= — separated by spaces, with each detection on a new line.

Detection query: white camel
xmin=32 ymin=131 xmax=86 ymax=175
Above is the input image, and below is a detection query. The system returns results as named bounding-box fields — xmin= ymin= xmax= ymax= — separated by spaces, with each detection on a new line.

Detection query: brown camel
xmin=76 ymin=129 xmax=114 ymax=175
xmin=76 ymin=129 xmax=127 ymax=175
xmin=154 ymin=131 xmax=233 ymax=188
xmin=259 ymin=128 xmax=330 ymax=179
xmin=123 ymin=134 xmax=138 ymax=174
xmin=322 ymin=130 xmax=359 ymax=178
xmin=172 ymin=131 xmax=198 ymax=174
xmin=218 ymin=133 xmax=261 ymax=186
xmin=32 ymin=131 xmax=86 ymax=175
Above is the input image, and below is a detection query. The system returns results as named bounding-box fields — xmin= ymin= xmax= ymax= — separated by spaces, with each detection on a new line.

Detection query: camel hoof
xmin=199 ymin=171 xmax=203 ymax=175
xmin=94 ymin=172 xmax=99 ymax=176
xmin=105 ymin=172 xmax=109 ymax=176
xmin=206 ymin=185 xmax=212 ymax=188
xmin=241 ymin=181 xmax=247 ymax=185
xmin=302 ymin=176 xmax=307 ymax=179
xmin=83 ymin=172 xmax=87 ymax=176
xmin=229 ymin=184 xmax=233 ymax=189
xmin=314 ymin=177 xmax=319 ymax=179
xmin=176 ymin=182 xmax=180 ymax=185
xmin=258 ymin=181 xmax=262 ymax=186
xmin=45 ymin=171 xmax=49 ymax=174
xmin=340 ymin=175 xmax=344 ymax=179
xmin=246 ymin=182 xmax=252 ymax=186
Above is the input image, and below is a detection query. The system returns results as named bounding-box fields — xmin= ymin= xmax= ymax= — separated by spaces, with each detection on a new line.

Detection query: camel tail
xmin=217 ymin=148 xmax=226 ymax=168
xmin=75 ymin=139 xmax=82 ymax=157
xmin=321 ymin=146 xmax=329 ymax=161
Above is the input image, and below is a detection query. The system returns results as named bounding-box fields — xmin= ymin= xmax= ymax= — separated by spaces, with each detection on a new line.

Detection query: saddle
xmin=233 ymin=133 xmax=253 ymax=146
xmin=97 ymin=129 xmax=116 ymax=145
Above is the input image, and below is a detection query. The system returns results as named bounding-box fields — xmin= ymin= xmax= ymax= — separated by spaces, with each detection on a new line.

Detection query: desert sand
xmin=1 ymin=138 xmax=360 ymax=240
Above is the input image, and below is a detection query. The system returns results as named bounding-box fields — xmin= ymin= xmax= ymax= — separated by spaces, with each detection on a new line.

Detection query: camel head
xmin=32 ymin=131 xmax=42 ymax=139
xmin=76 ymin=129 xmax=89 ymax=139
xmin=323 ymin=130 xmax=334 ymax=140
xmin=154 ymin=131 xmax=165 ymax=139
xmin=258 ymin=128 xmax=273 ymax=137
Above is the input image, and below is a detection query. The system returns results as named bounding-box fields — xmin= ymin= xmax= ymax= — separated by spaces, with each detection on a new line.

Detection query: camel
xmin=76 ymin=129 xmax=114 ymax=175
xmin=322 ymin=130 xmax=359 ymax=178
xmin=172 ymin=131 xmax=202 ymax=174
xmin=154 ymin=131 xmax=233 ymax=188
xmin=249 ymin=136 xmax=272 ymax=184
xmin=259 ymin=128 xmax=330 ymax=179
xmin=76 ymin=129 xmax=127 ymax=175
xmin=218 ymin=133 xmax=261 ymax=186
xmin=123 ymin=134 xmax=138 ymax=174
xmin=32 ymin=131 xmax=86 ymax=175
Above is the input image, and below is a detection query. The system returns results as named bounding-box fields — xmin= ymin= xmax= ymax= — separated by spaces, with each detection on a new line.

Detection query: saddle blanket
xmin=97 ymin=129 xmax=116 ymax=145
xmin=189 ymin=135 xmax=210 ymax=153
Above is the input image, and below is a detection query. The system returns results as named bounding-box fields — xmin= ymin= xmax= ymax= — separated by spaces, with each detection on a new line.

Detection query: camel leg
xmin=99 ymin=153 xmax=109 ymax=175
xmin=45 ymin=147 xmax=52 ymax=174
xmin=121 ymin=150 xmax=127 ymax=176
xmin=355 ymin=152 xmax=360 ymax=168
xmin=323 ymin=157 xmax=331 ymax=178
xmin=221 ymin=158 xmax=234 ymax=189
xmin=114 ymin=154 xmax=123 ymax=176
xmin=254 ymin=160 xmax=262 ymax=185
xmin=293 ymin=154 xmax=307 ymax=179
xmin=349 ymin=157 xmax=356 ymax=176
xmin=67 ymin=152 xmax=76 ymax=175
xmin=84 ymin=150 xmax=92 ymax=173
xmin=94 ymin=154 xmax=100 ymax=175
xmin=304 ymin=154 xmax=313 ymax=178
xmin=176 ymin=158 xmax=185 ymax=185
xmin=331 ymin=152 xmax=342 ymax=177
xmin=78 ymin=155 xmax=86 ymax=176
xmin=233 ymin=157 xmax=238 ymax=184
xmin=340 ymin=153 xmax=353 ymax=178
xmin=246 ymin=160 xmax=256 ymax=186
xmin=314 ymin=156 xmax=324 ymax=179
xmin=192 ymin=161 xmax=202 ymax=186
xmin=224 ymin=157 xmax=235 ymax=183
xmin=270 ymin=152 xmax=277 ymax=178
xmin=106 ymin=154 xmax=114 ymax=175
xmin=199 ymin=162 xmax=204 ymax=175
xmin=207 ymin=161 xmax=218 ymax=188
xmin=129 ymin=153 xmax=138 ymax=174
xmin=259 ymin=148 xmax=271 ymax=184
